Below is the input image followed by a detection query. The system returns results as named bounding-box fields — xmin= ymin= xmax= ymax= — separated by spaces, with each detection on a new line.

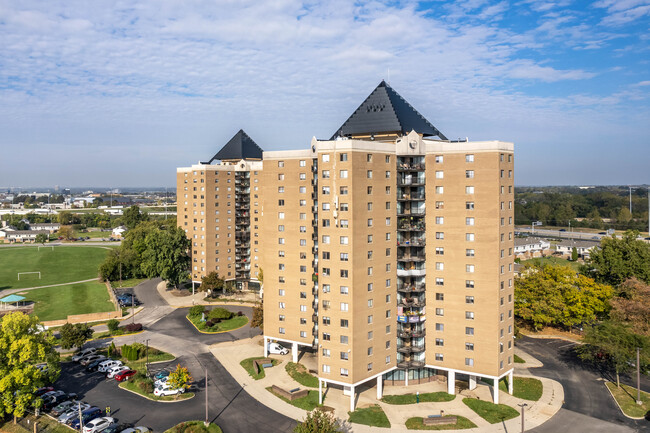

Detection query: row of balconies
xmin=397 ymin=283 xmax=425 ymax=293
xmin=397 ymin=345 xmax=425 ymax=354
xmin=398 ymin=193 xmax=425 ymax=201
xmin=396 ymin=253 xmax=426 ymax=262
xmin=397 ymin=328 xmax=426 ymax=339
xmin=397 ymin=210 xmax=426 ymax=217
xmin=396 ymin=238 xmax=425 ymax=247
xmin=398 ymin=297 xmax=426 ymax=308
xmin=397 ymin=163 xmax=425 ymax=172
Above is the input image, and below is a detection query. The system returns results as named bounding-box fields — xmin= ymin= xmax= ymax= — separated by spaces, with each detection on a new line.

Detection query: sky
xmin=0 ymin=0 xmax=649 ymax=188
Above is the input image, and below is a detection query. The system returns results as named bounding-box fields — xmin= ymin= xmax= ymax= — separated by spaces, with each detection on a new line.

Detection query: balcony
xmin=397 ymin=178 xmax=425 ymax=186
xmin=312 ymin=232 xmax=318 ymax=241
xmin=312 ymin=219 xmax=318 ymax=227
xmin=397 ymin=284 xmax=425 ymax=293
xmin=312 ymin=245 xmax=318 ymax=255
xmin=312 ymin=301 xmax=319 ymax=309
xmin=397 ymin=269 xmax=426 ymax=277
xmin=312 ymin=314 xmax=318 ymax=323
xmin=398 ymin=193 xmax=425 ymax=201
xmin=397 ymin=224 xmax=425 ymax=232
xmin=311 ymin=178 xmax=317 ymax=186
xmin=397 ymin=254 xmax=426 ymax=262
xmin=312 ymin=286 xmax=318 ymax=295
xmin=311 ymin=205 xmax=318 ymax=213
xmin=397 ymin=163 xmax=425 ymax=171
xmin=397 ymin=345 xmax=425 ymax=354
xmin=397 ymin=239 xmax=425 ymax=247
xmin=398 ymin=298 xmax=426 ymax=308
xmin=398 ymin=328 xmax=426 ymax=339
xmin=397 ymin=210 xmax=426 ymax=217
xmin=312 ymin=327 xmax=319 ymax=336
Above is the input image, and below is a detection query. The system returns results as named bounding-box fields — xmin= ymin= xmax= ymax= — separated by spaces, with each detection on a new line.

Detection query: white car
xmin=82 ymin=417 xmax=115 ymax=433
xmin=153 ymin=385 xmax=185 ymax=397
xmin=154 ymin=376 xmax=169 ymax=387
xmin=98 ymin=360 xmax=122 ymax=373
xmin=72 ymin=348 xmax=97 ymax=362
xmin=107 ymin=365 xmax=129 ymax=379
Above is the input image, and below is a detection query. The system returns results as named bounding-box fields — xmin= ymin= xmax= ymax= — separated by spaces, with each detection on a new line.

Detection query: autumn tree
xmin=58 ymin=225 xmax=76 ymax=240
xmin=582 ymin=230 xmax=650 ymax=286
xmin=294 ymin=410 xmax=342 ymax=433
xmin=251 ymin=303 xmax=263 ymax=330
xmin=200 ymin=271 xmax=225 ymax=296
xmin=610 ymin=278 xmax=650 ymax=336
xmin=35 ymin=233 xmax=48 ymax=245
xmin=0 ymin=313 xmax=60 ymax=417
xmin=515 ymin=264 xmax=613 ymax=330
xmin=167 ymin=364 xmax=192 ymax=390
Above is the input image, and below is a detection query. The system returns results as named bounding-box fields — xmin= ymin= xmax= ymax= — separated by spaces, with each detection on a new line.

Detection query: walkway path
xmin=0 ymin=278 xmax=100 ymax=296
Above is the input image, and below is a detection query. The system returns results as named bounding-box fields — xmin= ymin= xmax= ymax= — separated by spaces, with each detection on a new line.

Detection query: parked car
xmin=83 ymin=416 xmax=115 ymax=433
xmin=154 ymin=376 xmax=169 ymax=388
xmin=153 ymin=385 xmax=184 ymax=396
xmin=72 ymin=348 xmax=97 ymax=362
xmin=115 ymin=369 xmax=137 ymax=382
xmin=86 ymin=359 xmax=106 ymax=372
xmin=81 ymin=355 xmax=106 ymax=366
xmin=267 ymin=342 xmax=289 ymax=355
xmin=34 ymin=386 xmax=55 ymax=397
xmin=51 ymin=400 xmax=80 ymax=417
xmin=69 ymin=407 xmax=103 ymax=429
xmin=120 ymin=427 xmax=150 ymax=433
xmin=98 ymin=360 xmax=122 ymax=373
xmin=41 ymin=391 xmax=68 ymax=411
xmin=58 ymin=403 xmax=91 ymax=423
xmin=152 ymin=370 xmax=169 ymax=381
xmin=107 ymin=365 xmax=129 ymax=379
xmin=103 ymin=424 xmax=133 ymax=433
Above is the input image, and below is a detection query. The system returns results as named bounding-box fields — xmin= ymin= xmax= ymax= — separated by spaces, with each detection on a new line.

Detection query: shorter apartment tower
xmin=261 ymin=82 xmax=515 ymax=410
xmin=177 ymin=130 xmax=264 ymax=290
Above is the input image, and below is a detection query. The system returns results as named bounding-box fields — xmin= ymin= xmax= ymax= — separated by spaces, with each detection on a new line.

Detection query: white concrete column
xmin=447 ymin=371 xmax=455 ymax=395
xmin=493 ymin=379 xmax=500 ymax=404
xmin=292 ymin=342 xmax=298 ymax=363
xmin=508 ymin=371 xmax=514 ymax=395
xmin=318 ymin=379 xmax=323 ymax=404
xmin=376 ymin=375 xmax=383 ymax=400
xmin=405 ymin=370 xmax=409 ymax=387
xmin=350 ymin=385 xmax=356 ymax=412
xmin=263 ymin=336 xmax=268 ymax=357
xmin=469 ymin=375 xmax=477 ymax=390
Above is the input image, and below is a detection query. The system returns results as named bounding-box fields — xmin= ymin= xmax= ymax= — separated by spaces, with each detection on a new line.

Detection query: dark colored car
xmin=115 ymin=369 xmax=137 ymax=382
xmin=42 ymin=392 xmax=71 ymax=411
xmin=51 ymin=400 xmax=79 ymax=417
xmin=34 ymin=387 xmax=54 ymax=397
xmin=69 ymin=407 xmax=102 ymax=429
xmin=559 ymin=229 xmax=566 ymax=232
xmin=103 ymin=423 xmax=133 ymax=433
xmin=86 ymin=359 xmax=105 ymax=372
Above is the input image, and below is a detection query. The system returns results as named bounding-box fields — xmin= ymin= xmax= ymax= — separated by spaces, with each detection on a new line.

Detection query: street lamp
xmin=518 ymin=403 xmax=528 ymax=432
xmin=145 ymin=339 xmax=150 ymax=377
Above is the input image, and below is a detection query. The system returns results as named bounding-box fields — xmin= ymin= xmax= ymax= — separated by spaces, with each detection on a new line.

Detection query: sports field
xmin=0 ymin=246 xmax=109 ymax=291
xmin=28 ymin=281 xmax=115 ymax=321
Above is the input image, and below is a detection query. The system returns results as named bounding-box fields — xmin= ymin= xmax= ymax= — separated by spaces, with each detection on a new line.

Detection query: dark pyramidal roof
xmin=208 ymin=129 xmax=263 ymax=163
xmin=331 ymin=81 xmax=447 ymax=140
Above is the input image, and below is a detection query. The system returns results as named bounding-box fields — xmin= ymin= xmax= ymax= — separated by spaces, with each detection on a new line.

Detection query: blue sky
xmin=0 ymin=0 xmax=648 ymax=187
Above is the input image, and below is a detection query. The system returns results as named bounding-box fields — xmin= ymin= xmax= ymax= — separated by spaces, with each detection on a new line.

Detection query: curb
xmin=519 ymin=332 xmax=583 ymax=344
xmin=173 ymin=301 xmax=256 ymax=308
xmin=185 ymin=315 xmax=249 ymax=334
xmin=603 ymin=381 xmax=647 ymax=420
xmin=88 ymin=330 xmax=145 ymax=342
xmin=118 ymin=383 xmax=195 ymax=403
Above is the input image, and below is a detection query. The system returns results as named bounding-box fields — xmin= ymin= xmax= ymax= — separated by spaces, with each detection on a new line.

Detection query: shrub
xmin=138 ymin=378 xmax=154 ymax=394
xmin=213 ymin=318 xmax=222 ymax=324
xmin=205 ymin=320 xmax=214 ymax=328
xmin=125 ymin=323 xmax=143 ymax=333
xmin=189 ymin=305 xmax=206 ymax=317
xmin=237 ymin=311 xmax=243 ymax=316
xmin=208 ymin=307 xmax=233 ymax=320
xmin=107 ymin=319 xmax=120 ymax=333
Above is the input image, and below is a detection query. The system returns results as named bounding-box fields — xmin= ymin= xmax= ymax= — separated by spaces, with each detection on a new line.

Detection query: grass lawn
xmin=120 ymin=378 xmax=194 ymax=402
xmin=605 ymin=382 xmax=650 ymax=418
xmin=240 ymin=357 xmax=280 ymax=380
xmin=286 ymin=362 xmax=319 ymax=388
xmin=462 ymin=398 xmax=519 ymax=424
xmin=382 ymin=392 xmax=455 ymax=405
xmin=514 ymin=354 xmax=526 ymax=363
xmin=405 ymin=415 xmax=477 ymax=430
xmin=1 ymin=415 xmax=71 ymax=433
xmin=29 ymin=281 xmax=115 ymax=321
xmin=187 ymin=311 xmax=249 ymax=333
xmin=0 ymin=246 xmax=108 ymax=290
xmin=348 ymin=405 xmax=391 ymax=428
xmin=520 ymin=256 xmax=581 ymax=271
xmin=266 ymin=387 xmax=323 ymax=411
xmin=164 ymin=421 xmax=223 ymax=433
xmin=111 ymin=277 xmax=149 ymax=289
xmin=499 ymin=377 xmax=543 ymax=401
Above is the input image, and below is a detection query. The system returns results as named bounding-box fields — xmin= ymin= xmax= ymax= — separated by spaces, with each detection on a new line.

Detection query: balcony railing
xmin=397 ymin=210 xmax=426 ymax=217
xmin=397 ymin=163 xmax=425 ymax=171
xmin=397 ymin=239 xmax=425 ymax=247
xmin=397 ymin=254 xmax=426 ymax=262
xmin=397 ymin=284 xmax=425 ymax=293
xmin=398 ymin=193 xmax=425 ymax=201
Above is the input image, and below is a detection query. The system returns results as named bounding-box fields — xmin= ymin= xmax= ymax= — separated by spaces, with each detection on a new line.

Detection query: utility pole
xmin=630 ymin=186 xmax=633 ymax=214
xmin=637 ymin=347 xmax=642 ymax=405
xmin=204 ymin=368 xmax=209 ymax=426
xmin=78 ymin=402 xmax=83 ymax=432
xmin=131 ymin=293 xmax=135 ymax=324
xmin=518 ymin=403 xmax=528 ymax=432
xmin=145 ymin=339 xmax=150 ymax=376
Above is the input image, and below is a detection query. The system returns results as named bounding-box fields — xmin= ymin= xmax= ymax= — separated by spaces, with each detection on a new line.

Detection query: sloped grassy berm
xmin=187 ymin=305 xmax=248 ymax=332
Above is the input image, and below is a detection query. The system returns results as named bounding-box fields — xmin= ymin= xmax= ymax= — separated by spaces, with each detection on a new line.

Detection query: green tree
xmin=99 ymin=248 xmax=139 ymax=282
xmin=0 ymin=313 xmax=60 ymax=417
xmin=578 ymin=320 xmax=650 ymax=387
xmin=515 ymin=264 xmax=613 ymax=330
xmin=200 ymin=271 xmax=224 ymax=295
xmin=140 ymin=226 xmax=190 ymax=288
xmin=294 ymin=409 xmax=342 ymax=433
xmin=571 ymin=247 xmax=578 ymax=261
xmin=59 ymin=323 xmax=94 ymax=350
xmin=58 ymin=225 xmax=76 ymax=240
xmin=167 ymin=364 xmax=192 ymax=390
xmin=582 ymin=230 xmax=650 ymax=286
xmin=107 ymin=319 xmax=120 ymax=333
xmin=57 ymin=211 xmax=78 ymax=225
xmin=610 ymin=278 xmax=650 ymax=337
xmin=122 ymin=205 xmax=149 ymax=230
xmin=251 ymin=303 xmax=263 ymax=330
xmin=35 ymin=233 xmax=48 ymax=245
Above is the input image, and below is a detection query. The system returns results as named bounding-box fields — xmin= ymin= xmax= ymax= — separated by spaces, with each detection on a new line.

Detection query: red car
xmin=115 ymin=369 xmax=137 ymax=382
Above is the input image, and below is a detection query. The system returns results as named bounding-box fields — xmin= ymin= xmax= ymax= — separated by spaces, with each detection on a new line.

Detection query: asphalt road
xmin=54 ymin=277 xmax=292 ymax=433
xmin=518 ymin=337 xmax=649 ymax=433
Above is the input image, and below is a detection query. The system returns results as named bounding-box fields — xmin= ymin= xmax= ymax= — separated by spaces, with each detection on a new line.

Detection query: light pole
xmin=518 ymin=403 xmax=528 ymax=432
xmin=204 ymin=367 xmax=209 ymax=427
xmin=637 ymin=347 xmax=642 ymax=405
xmin=145 ymin=339 xmax=150 ymax=377
xmin=629 ymin=186 xmax=633 ymax=214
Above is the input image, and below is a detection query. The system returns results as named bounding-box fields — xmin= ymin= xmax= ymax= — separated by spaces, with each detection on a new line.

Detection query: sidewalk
xmin=156 ymin=281 xmax=260 ymax=308
xmin=209 ymin=338 xmax=564 ymax=432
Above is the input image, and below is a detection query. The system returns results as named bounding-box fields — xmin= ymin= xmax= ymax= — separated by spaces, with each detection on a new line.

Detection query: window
xmin=367 ymin=186 xmax=372 ymax=194
xmin=340 ymin=269 xmax=348 ymax=278
xmin=367 ymin=218 xmax=373 ymax=227
xmin=436 ymin=186 xmax=444 ymax=194
xmin=466 ymin=311 xmax=475 ymax=319
xmin=340 ymin=368 xmax=349 ymax=377
xmin=322 ymin=348 xmax=330 ymax=357
xmin=435 ymin=338 xmax=444 ymax=346
xmin=465 ymin=186 xmax=475 ymax=194
xmin=278 ymin=161 xmax=285 ymax=167
xmin=466 ymin=233 xmax=475 ymax=241
xmin=340 ymin=352 xmax=349 ymax=360
xmin=340 ymin=153 xmax=348 ymax=161
xmin=340 ymin=253 xmax=348 ymax=261
xmin=435 ymin=201 xmax=444 ymax=209
xmin=340 ymin=319 xmax=349 ymax=328
xmin=322 ymin=365 xmax=330 ymax=373
xmin=340 ymin=303 xmax=349 ymax=312
xmin=279 ymin=327 xmax=285 ymax=334
xmin=385 ymin=217 xmax=391 ymax=226
xmin=367 ymin=315 xmax=373 ymax=324
xmin=385 ymin=155 xmax=390 ymax=163
xmin=339 ymin=170 xmax=348 ymax=178
xmin=386 ymin=355 xmax=391 ymax=364
xmin=435 ymin=155 xmax=443 ymax=163
xmin=466 ymin=202 xmax=474 ymax=210
xmin=435 ymin=171 xmax=444 ymax=179
xmin=322 ymin=316 xmax=330 ymax=325
xmin=436 ymin=216 xmax=444 ymax=224
xmin=299 ymin=160 xmax=306 ymax=167
xmin=466 ymin=296 xmax=475 ymax=304
xmin=340 ymin=335 xmax=348 ymax=344
xmin=340 ymin=236 xmax=349 ymax=245
xmin=465 ymin=170 xmax=474 ymax=178
xmin=465 ymin=154 xmax=474 ymax=162
xmin=340 ymin=186 xmax=348 ymax=195
xmin=466 ymin=264 xmax=475 ymax=273
xmin=435 ymin=353 xmax=444 ymax=361
xmin=299 ymin=186 xmax=306 ymax=193
xmin=322 ymin=154 xmax=330 ymax=162
xmin=436 ymin=308 xmax=444 ymax=316
xmin=436 ymin=323 xmax=444 ymax=331
xmin=436 ymin=232 xmax=445 ymax=240
xmin=300 ymin=331 xmax=307 ymax=338
xmin=367 ymin=170 xmax=373 ymax=179
xmin=385 ymin=171 xmax=390 ymax=179
xmin=436 ymin=262 xmax=444 ymax=270
xmin=340 ymin=203 xmax=348 ymax=211
xmin=278 ymin=174 xmax=284 ymax=180
xmin=322 ymin=170 xmax=330 ymax=179
xmin=278 ymin=212 xmax=285 ymax=219
xmin=322 ymin=186 xmax=330 ymax=195
xmin=436 ymin=277 xmax=444 ymax=286
xmin=322 ymin=332 xmax=331 ymax=341
xmin=435 ymin=247 xmax=444 ymax=255
xmin=465 ymin=358 xmax=474 ymax=366
xmin=340 ymin=286 xmax=349 ymax=295
xmin=436 ymin=293 xmax=444 ymax=301
xmin=278 ymin=186 xmax=285 ymax=193
xmin=466 ymin=327 xmax=474 ymax=335
xmin=367 ymin=154 xmax=373 ymax=162
xmin=322 ymin=203 xmax=330 ymax=211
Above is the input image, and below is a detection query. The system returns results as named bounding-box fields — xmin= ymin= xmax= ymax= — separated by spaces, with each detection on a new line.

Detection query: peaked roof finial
xmin=207 ymin=129 xmax=264 ymax=163
xmin=331 ymin=81 xmax=447 ymax=140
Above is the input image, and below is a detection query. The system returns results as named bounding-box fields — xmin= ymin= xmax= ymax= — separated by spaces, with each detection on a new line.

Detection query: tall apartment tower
xmin=261 ymin=81 xmax=515 ymax=410
xmin=177 ymin=129 xmax=264 ymax=290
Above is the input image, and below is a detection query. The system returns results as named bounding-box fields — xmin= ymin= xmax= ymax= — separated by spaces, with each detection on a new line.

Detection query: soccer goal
xmin=17 ymin=272 xmax=41 ymax=281
xmin=38 ymin=246 xmax=54 ymax=251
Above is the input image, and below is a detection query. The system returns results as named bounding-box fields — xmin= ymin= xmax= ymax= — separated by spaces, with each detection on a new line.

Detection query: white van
xmin=267 ymin=342 xmax=289 ymax=355
xmin=72 ymin=348 xmax=97 ymax=362
xmin=98 ymin=360 xmax=122 ymax=373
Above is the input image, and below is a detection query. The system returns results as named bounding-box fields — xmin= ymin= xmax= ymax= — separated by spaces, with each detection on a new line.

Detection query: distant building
xmin=112 ymin=225 xmax=127 ymax=238
xmin=513 ymin=237 xmax=551 ymax=259
xmin=0 ymin=227 xmax=49 ymax=243
xmin=29 ymin=222 xmax=60 ymax=233
xmin=555 ymin=240 xmax=599 ymax=259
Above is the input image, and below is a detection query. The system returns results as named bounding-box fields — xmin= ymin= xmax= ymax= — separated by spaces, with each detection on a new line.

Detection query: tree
xmin=582 ymin=230 xmax=650 ymax=286
xmin=571 ymin=247 xmax=578 ymax=261
xmin=515 ymin=264 xmax=613 ymax=330
xmin=35 ymin=233 xmax=48 ymax=245
xmin=578 ymin=320 xmax=650 ymax=388
xmin=57 ymin=211 xmax=78 ymax=225
xmin=200 ymin=271 xmax=224 ymax=295
xmin=122 ymin=205 xmax=149 ymax=230
xmin=59 ymin=323 xmax=94 ymax=350
xmin=610 ymin=278 xmax=650 ymax=336
xmin=58 ymin=225 xmax=76 ymax=240
xmin=294 ymin=409 xmax=342 ymax=433
xmin=167 ymin=364 xmax=192 ymax=390
xmin=251 ymin=303 xmax=263 ymax=330
xmin=0 ymin=313 xmax=60 ymax=417
xmin=99 ymin=248 xmax=138 ymax=282
xmin=140 ymin=226 xmax=190 ymax=288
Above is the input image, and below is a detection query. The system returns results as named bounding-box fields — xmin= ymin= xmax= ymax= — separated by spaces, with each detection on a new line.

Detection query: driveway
xmin=519 ymin=337 xmax=649 ymax=433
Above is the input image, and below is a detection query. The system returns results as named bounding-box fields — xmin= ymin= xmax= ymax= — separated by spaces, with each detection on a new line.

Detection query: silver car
xmin=58 ymin=403 xmax=90 ymax=423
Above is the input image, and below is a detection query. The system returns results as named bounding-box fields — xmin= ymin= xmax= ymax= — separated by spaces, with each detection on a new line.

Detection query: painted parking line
xmin=558 ymin=343 xmax=577 ymax=349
